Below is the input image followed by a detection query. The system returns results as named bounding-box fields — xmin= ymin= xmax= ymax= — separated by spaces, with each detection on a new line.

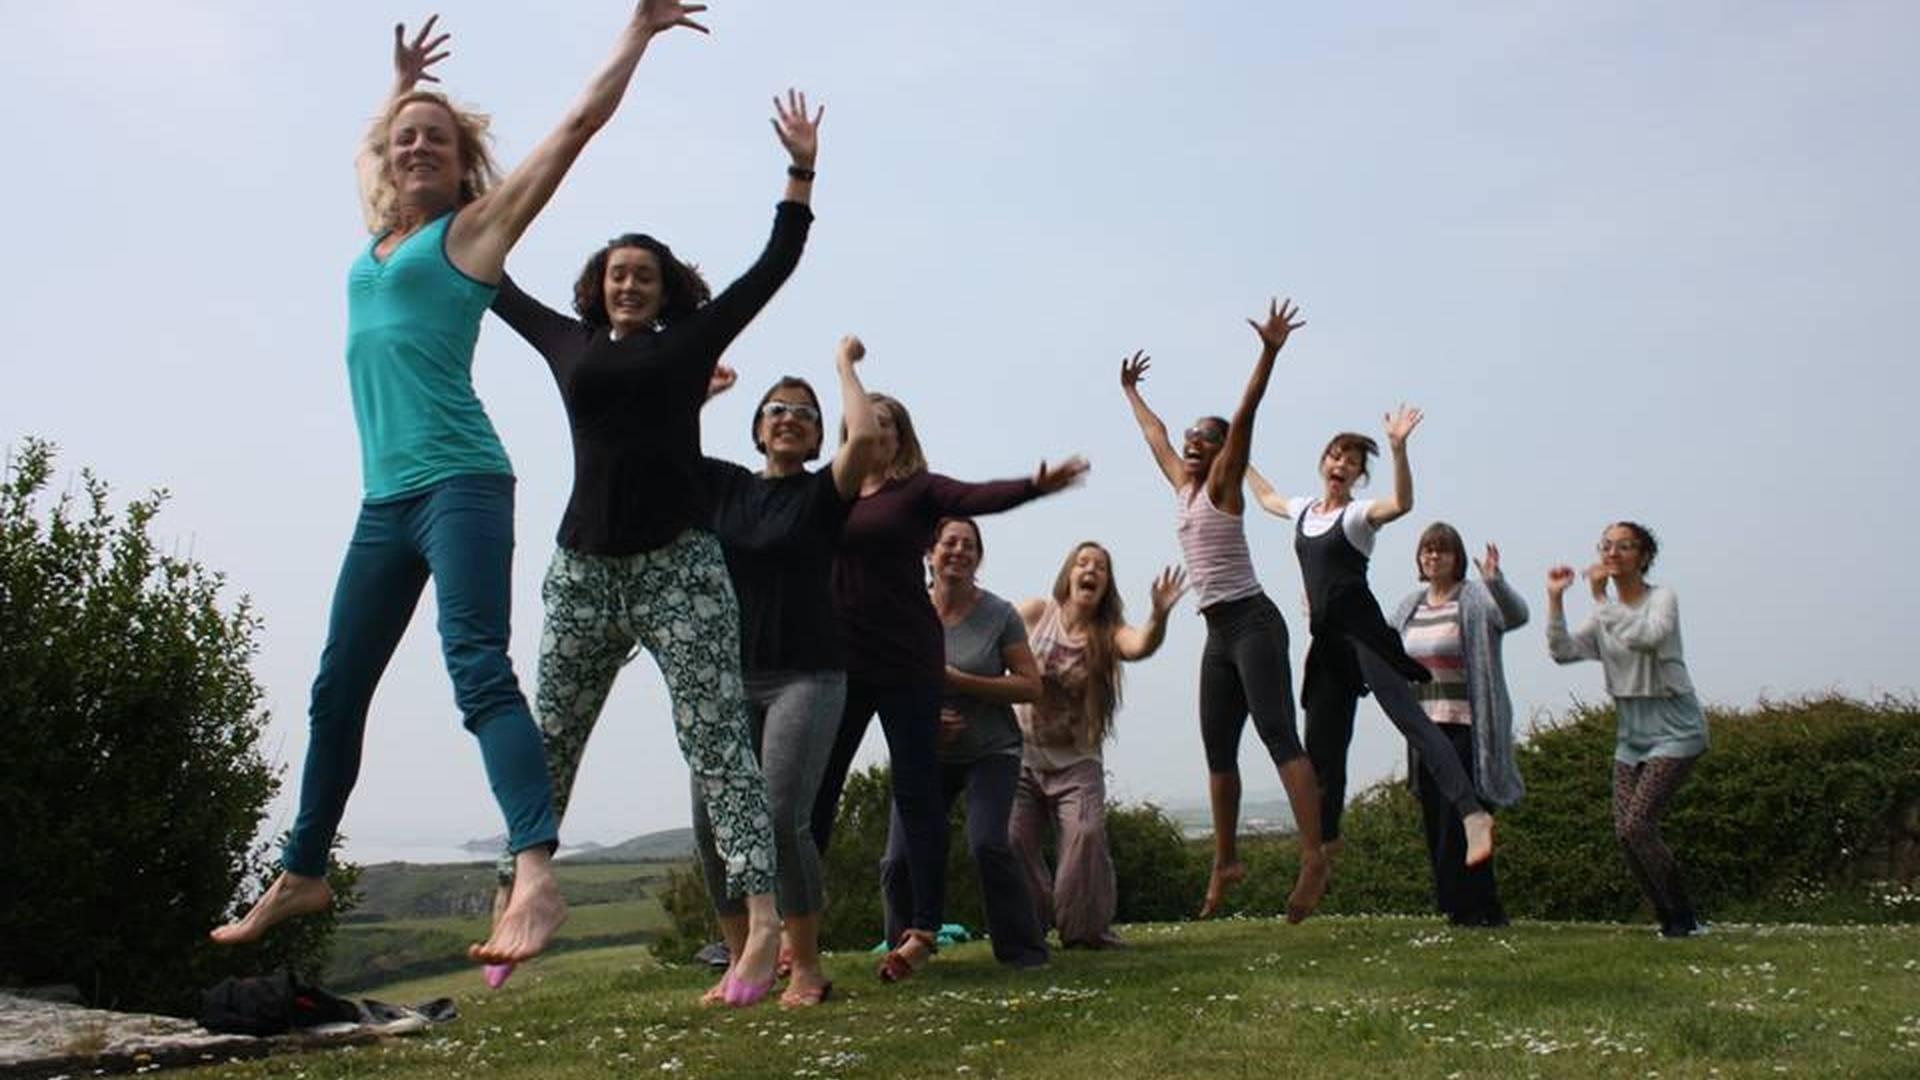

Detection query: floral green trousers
xmin=501 ymin=530 xmax=776 ymax=898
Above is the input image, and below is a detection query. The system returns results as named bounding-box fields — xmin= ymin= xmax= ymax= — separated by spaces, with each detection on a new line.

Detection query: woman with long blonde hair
xmin=1009 ymin=541 xmax=1186 ymax=948
xmin=211 ymin=4 xmax=710 ymax=965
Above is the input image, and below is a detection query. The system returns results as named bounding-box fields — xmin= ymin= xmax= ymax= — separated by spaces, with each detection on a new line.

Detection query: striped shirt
xmin=1175 ymin=485 xmax=1262 ymax=611
xmin=1403 ymin=597 xmax=1472 ymax=726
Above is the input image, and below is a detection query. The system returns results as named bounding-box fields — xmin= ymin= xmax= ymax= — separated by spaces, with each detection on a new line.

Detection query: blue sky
xmin=2 ymin=1 xmax=1914 ymax=859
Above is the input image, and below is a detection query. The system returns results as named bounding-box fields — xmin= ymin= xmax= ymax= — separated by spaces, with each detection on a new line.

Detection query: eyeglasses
xmin=760 ymin=402 xmax=821 ymax=423
xmin=1596 ymin=540 xmax=1641 ymax=554
xmin=1183 ymin=426 xmax=1225 ymax=445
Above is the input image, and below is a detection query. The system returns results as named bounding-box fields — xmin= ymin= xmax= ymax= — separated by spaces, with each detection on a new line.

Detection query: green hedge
xmin=653 ymin=696 xmax=1920 ymax=957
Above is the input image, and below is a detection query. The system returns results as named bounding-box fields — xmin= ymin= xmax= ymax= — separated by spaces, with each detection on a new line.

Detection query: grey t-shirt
xmin=940 ymin=589 xmax=1028 ymax=764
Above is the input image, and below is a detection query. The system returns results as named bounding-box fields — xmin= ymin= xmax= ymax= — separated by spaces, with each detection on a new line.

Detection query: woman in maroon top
xmin=811 ymin=395 xmax=1087 ymax=980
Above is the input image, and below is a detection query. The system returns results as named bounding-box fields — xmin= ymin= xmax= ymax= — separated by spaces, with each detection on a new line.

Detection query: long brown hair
xmin=1050 ymin=541 xmax=1126 ymax=746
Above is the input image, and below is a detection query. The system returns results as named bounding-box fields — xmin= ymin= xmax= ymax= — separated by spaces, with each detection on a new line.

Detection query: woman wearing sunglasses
xmin=485 ymin=89 xmax=823 ymax=1006
xmin=687 ymin=336 xmax=884 ymax=1007
xmin=1548 ymin=522 xmax=1708 ymax=938
xmin=1117 ymin=298 xmax=1331 ymax=922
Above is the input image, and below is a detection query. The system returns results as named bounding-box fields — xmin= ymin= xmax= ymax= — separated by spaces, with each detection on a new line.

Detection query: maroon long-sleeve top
xmin=832 ymin=471 xmax=1038 ymax=686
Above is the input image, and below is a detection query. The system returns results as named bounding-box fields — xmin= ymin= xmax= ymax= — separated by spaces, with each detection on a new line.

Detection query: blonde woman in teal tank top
xmin=211 ymin=3 xmax=714 ymax=967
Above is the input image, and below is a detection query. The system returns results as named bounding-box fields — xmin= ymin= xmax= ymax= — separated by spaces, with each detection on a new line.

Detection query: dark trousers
xmin=1418 ymin=724 xmax=1504 ymax=924
xmin=882 ymin=755 xmax=1049 ymax=966
xmin=1305 ymin=634 xmax=1484 ymax=841
xmin=811 ymin=677 xmax=948 ymax=932
xmin=285 ymin=474 xmax=556 ymax=877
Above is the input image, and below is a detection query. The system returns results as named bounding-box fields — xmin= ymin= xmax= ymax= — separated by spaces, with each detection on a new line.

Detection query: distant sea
xmin=341 ymin=837 xmax=615 ymax=866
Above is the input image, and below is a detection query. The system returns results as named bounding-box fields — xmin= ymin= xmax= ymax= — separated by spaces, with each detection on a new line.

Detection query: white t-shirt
xmin=1284 ymin=496 xmax=1379 ymax=556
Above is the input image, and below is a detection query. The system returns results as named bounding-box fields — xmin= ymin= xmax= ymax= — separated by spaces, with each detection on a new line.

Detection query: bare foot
xmin=1198 ymin=861 xmax=1246 ymax=919
xmin=699 ymin=973 xmax=732 ymax=1007
xmin=469 ymin=857 xmax=566 ymax=964
xmin=779 ymin=969 xmax=833 ymax=1008
xmin=1463 ymin=812 xmax=1496 ymax=867
xmin=731 ymin=920 xmax=782 ymax=994
xmin=209 ymin=871 xmax=331 ymax=945
xmin=1287 ymin=849 xmax=1331 ymax=924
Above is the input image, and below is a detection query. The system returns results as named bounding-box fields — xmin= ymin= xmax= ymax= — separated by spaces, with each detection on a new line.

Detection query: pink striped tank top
xmin=1175 ymin=484 xmax=1262 ymax=611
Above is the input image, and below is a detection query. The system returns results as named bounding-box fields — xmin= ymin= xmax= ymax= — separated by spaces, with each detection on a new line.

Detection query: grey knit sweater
xmin=1390 ymin=576 xmax=1530 ymax=807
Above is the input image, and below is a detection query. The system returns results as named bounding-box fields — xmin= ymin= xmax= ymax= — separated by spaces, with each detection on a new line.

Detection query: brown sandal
xmin=876 ymin=929 xmax=936 ymax=983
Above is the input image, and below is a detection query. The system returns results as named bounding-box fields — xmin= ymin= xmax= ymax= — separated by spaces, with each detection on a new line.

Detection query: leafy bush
xmin=0 ymin=438 xmax=355 ymax=1013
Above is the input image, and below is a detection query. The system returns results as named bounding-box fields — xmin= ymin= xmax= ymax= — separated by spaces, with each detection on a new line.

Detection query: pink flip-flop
xmin=484 ymin=962 xmax=515 ymax=990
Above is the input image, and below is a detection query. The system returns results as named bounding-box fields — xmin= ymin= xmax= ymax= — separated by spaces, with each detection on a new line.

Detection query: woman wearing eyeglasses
xmin=1388 ymin=524 xmax=1527 ymax=928
xmin=484 ymin=90 xmax=823 ymax=1006
xmin=1547 ymin=522 xmax=1708 ymax=938
xmin=811 ymin=395 xmax=1088 ymax=982
xmin=684 ymin=336 xmax=883 ymax=1008
xmin=1117 ymin=298 xmax=1332 ymax=923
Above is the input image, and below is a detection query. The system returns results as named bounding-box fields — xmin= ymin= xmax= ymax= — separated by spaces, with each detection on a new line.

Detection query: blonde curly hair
xmin=356 ymin=90 xmax=501 ymax=234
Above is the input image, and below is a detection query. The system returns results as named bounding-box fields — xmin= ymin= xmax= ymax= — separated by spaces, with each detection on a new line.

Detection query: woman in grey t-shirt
xmin=877 ymin=518 xmax=1049 ymax=970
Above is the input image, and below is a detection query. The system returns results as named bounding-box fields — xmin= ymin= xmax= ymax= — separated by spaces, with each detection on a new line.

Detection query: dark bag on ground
xmin=198 ymin=970 xmax=361 ymax=1036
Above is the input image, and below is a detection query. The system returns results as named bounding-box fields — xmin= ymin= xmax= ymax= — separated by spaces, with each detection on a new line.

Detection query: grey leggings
xmin=1612 ymin=755 xmax=1699 ymax=916
xmin=694 ymin=670 xmax=846 ymax=917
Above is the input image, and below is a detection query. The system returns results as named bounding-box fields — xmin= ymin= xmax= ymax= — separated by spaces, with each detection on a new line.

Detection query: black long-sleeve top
xmin=490 ymin=201 xmax=813 ymax=555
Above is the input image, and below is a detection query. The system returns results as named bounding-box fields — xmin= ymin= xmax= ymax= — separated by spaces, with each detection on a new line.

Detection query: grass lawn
xmin=203 ymin=916 xmax=1920 ymax=1078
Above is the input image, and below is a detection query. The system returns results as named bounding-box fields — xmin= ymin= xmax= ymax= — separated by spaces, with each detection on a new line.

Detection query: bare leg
xmin=1279 ymin=755 xmax=1330 ymax=923
xmin=209 ymin=871 xmax=332 ymax=944
xmin=1200 ymin=769 xmax=1246 ymax=918
xmin=1463 ymin=811 xmax=1496 ymax=867
xmin=469 ymin=847 xmax=566 ymax=963
xmin=779 ymin=912 xmax=832 ymax=1007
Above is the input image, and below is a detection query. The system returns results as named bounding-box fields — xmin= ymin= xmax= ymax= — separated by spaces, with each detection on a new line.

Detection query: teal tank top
xmin=345 ymin=211 xmax=513 ymax=501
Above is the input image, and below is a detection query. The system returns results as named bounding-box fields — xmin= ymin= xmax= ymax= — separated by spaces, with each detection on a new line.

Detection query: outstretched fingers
xmin=1119 ymin=350 xmax=1151 ymax=387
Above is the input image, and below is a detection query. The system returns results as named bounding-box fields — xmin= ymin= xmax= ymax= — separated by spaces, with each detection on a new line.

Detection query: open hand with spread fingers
xmin=393 ymin=14 xmax=451 ymax=90
xmin=1150 ymin=565 xmax=1189 ymax=617
xmin=1474 ymin=543 xmax=1502 ymax=581
xmin=635 ymin=0 xmax=711 ymax=37
xmin=1246 ymin=297 xmax=1305 ymax=352
xmin=1120 ymin=350 xmax=1151 ymax=390
xmin=1033 ymin=455 xmax=1091 ymax=495
xmin=771 ymin=88 xmax=823 ymax=170
xmin=1383 ymin=404 xmax=1424 ymax=450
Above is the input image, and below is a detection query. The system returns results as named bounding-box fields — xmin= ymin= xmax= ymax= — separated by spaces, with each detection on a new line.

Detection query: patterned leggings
xmin=500 ymin=530 xmax=776 ymax=898
xmin=1612 ymin=755 xmax=1699 ymax=917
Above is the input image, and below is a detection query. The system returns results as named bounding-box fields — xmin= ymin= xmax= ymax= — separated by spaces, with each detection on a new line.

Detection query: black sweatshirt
xmin=490 ymin=201 xmax=813 ymax=555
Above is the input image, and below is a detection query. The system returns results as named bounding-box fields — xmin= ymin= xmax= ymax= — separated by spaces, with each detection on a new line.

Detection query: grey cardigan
xmin=1390 ymin=576 xmax=1530 ymax=808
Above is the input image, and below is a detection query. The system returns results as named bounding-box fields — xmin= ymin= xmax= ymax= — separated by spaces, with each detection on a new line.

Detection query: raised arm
xmin=1476 ymin=543 xmax=1530 ymax=631
xmin=356 ymin=17 xmax=453 ymax=227
xmin=1210 ymin=298 xmax=1304 ymax=511
xmin=1544 ymin=565 xmax=1600 ymax=663
xmin=771 ymin=88 xmax=820 ymax=207
xmin=1244 ymin=464 xmax=1293 ymax=518
xmin=1115 ymin=566 xmax=1188 ymax=661
xmin=1366 ymin=404 xmax=1422 ymax=526
xmin=924 ymin=456 xmax=1088 ymax=518
xmin=1119 ymin=351 xmax=1183 ymax=490
xmin=446 ymin=1 xmax=711 ymax=281
xmin=830 ymin=336 xmax=883 ymax=500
